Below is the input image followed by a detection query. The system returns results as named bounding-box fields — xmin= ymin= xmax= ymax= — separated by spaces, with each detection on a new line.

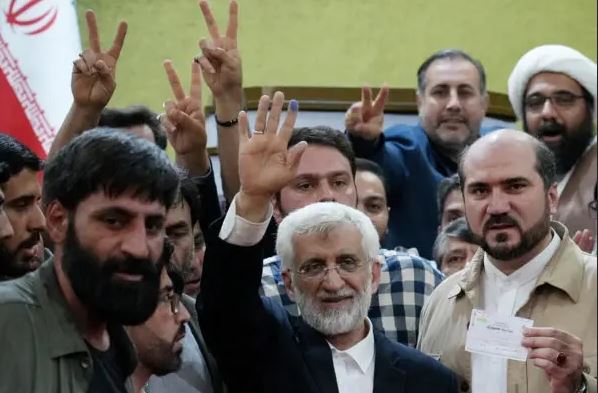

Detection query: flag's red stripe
xmin=0 ymin=67 xmax=46 ymax=159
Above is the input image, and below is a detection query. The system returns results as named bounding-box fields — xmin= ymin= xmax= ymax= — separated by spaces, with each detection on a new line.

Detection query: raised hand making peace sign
xmin=161 ymin=60 xmax=209 ymax=175
xmin=196 ymin=0 xmax=241 ymax=101
xmin=345 ymin=86 xmax=390 ymax=141
xmin=72 ymin=10 xmax=127 ymax=110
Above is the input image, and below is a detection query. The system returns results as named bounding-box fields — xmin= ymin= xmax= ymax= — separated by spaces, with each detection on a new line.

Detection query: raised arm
xmin=198 ymin=92 xmax=305 ymax=391
xmin=49 ymin=10 xmax=127 ymax=159
xmin=196 ymin=0 xmax=243 ymax=203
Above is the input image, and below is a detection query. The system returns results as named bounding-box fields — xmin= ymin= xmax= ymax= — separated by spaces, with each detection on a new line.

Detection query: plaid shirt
xmin=260 ymin=249 xmax=444 ymax=347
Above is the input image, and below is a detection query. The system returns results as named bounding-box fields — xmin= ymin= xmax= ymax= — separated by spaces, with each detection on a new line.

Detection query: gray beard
xmin=294 ymin=275 xmax=372 ymax=336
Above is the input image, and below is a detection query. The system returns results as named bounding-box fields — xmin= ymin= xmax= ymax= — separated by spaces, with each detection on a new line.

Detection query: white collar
xmin=328 ymin=318 xmax=375 ymax=374
xmin=483 ymin=229 xmax=561 ymax=285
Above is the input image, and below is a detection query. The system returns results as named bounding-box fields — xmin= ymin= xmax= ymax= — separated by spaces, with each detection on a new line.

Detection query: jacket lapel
xmin=373 ymin=332 xmax=405 ymax=393
xmin=294 ymin=318 xmax=340 ymax=393
xmin=181 ymin=294 xmax=224 ymax=393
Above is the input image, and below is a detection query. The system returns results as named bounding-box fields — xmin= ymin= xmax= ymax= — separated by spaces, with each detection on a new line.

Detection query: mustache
xmin=536 ymin=121 xmax=566 ymax=137
xmin=18 ymin=232 xmax=42 ymax=250
xmin=103 ymin=256 xmax=159 ymax=278
xmin=483 ymin=214 xmax=520 ymax=232
xmin=440 ymin=115 xmax=466 ymax=123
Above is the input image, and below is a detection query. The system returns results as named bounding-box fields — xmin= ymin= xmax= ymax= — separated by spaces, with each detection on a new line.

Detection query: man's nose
xmin=317 ymin=182 xmax=337 ymax=202
xmin=446 ymin=90 xmax=462 ymax=111
xmin=121 ymin=225 xmax=150 ymax=260
xmin=486 ymin=189 xmax=510 ymax=215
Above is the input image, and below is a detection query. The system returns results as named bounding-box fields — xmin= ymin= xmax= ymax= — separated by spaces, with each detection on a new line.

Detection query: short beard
xmin=527 ymin=110 xmax=594 ymax=176
xmin=471 ymin=204 xmax=551 ymax=261
xmin=140 ymin=325 xmax=186 ymax=376
xmin=62 ymin=220 xmax=163 ymax=326
xmin=0 ymin=233 xmax=43 ymax=279
xmin=294 ymin=271 xmax=372 ymax=336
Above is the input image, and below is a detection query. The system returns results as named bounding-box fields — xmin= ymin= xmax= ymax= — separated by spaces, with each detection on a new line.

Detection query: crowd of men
xmin=0 ymin=1 xmax=596 ymax=393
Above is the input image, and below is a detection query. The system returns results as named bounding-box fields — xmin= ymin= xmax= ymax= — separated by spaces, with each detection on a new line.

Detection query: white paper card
xmin=465 ymin=309 xmax=533 ymax=362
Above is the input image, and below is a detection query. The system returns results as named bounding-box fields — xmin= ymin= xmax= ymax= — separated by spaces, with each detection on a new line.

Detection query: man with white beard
xmin=196 ymin=92 xmax=457 ymax=393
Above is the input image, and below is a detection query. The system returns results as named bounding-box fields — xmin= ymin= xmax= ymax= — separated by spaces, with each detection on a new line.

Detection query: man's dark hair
xmin=174 ymin=174 xmax=202 ymax=227
xmin=458 ymin=137 xmax=557 ymax=191
xmin=355 ymin=158 xmax=388 ymax=198
xmin=163 ymin=240 xmax=184 ymax=296
xmin=0 ymin=133 xmax=43 ymax=177
xmin=432 ymin=217 xmax=477 ymax=264
xmin=437 ymin=174 xmax=461 ymax=220
xmin=0 ymin=163 xmax=9 ymax=184
xmin=43 ymin=128 xmax=179 ymax=210
xmin=99 ymin=105 xmax=167 ymax=150
xmin=288 ymin=126 xmax=356 ymax=176
xmin=417 ymin=49 xmax=487 ymax=94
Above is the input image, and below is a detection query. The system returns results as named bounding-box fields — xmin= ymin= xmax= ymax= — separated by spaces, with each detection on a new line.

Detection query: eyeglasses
xmin=159 ymin=292 xmax=182 ymax=315
xmin=524 ymin=92 xmax=585 ymax=113
xmin=295 ymin=258 xmax=366 ymax=280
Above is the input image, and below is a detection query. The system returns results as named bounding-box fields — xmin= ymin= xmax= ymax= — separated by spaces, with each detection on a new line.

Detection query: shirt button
xmin=460 ymin=380 xmax=470 ymax=392
xmin=80 ymin=357 xmax=90 ymax=369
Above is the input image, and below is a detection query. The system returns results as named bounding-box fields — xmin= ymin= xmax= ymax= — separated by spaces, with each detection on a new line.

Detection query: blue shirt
xmin=350 ymin=124 xmax=457 ymax=259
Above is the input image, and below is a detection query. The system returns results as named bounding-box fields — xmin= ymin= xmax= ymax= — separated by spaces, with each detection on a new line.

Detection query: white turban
xmin=507 ymin=44 xmax=597 ymax=120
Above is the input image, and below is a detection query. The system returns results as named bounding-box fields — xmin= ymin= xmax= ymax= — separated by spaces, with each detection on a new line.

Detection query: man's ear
xmin=45 ymin=201 xmax=69 ymax=244
xmin=370 ymin=256 xmax=383 ymax=294
xmin=547 ymin=182 xmax=559 ymax=215
xmin=272 ymin=194 xmax=283 ymax=225
xmin=281 ymin=269 xmax=296 ymax=302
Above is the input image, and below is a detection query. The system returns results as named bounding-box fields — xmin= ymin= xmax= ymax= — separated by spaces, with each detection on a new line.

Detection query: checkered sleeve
xmin=369 ymin=249 xmax=444 ymax=347
xmin=259 ymin=256 xmax=299 ymax=316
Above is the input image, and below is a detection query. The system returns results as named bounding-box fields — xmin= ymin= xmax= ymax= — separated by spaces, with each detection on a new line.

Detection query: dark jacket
xmin=197 ymin=218 xmax=457 ymax=393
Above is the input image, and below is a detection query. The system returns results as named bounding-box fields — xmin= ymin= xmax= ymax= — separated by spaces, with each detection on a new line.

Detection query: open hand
xmin=237 ymin=92 xmax=307 ymax=201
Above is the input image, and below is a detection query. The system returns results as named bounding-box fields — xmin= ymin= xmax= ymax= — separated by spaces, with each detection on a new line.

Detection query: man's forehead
xmin=166 ymin=198 xmax=191 ymax=225
xmin=463 ymin=143 xmax=538 ymax=184
xmin=526 ymin=72 xmax=584 ymax=95
xmin=294 ymin=145 xmax=353 ymax=175
xmin=425 ymin=58 xmax=480 ymax=88
xmin=2 ymin=168 xmax=41 ymax=199
xmin=77 ymin=191 xmax=167 ymax=216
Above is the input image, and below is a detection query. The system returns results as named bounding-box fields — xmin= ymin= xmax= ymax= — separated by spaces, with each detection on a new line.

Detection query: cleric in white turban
xmin=508 ymin=44 xmax=597 ymax=120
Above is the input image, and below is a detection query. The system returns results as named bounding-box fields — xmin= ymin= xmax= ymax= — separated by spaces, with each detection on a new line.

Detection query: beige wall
xmin=76 ymin=0 xmax=597 ymax=112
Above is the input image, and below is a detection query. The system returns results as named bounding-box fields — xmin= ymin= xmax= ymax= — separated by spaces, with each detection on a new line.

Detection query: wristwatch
xmin=575 ymin=378 xmax=587 ymax=393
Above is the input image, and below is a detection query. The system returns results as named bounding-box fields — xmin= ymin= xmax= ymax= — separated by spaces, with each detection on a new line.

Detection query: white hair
xmin=276 ymin=202 xmax=380 ymax=270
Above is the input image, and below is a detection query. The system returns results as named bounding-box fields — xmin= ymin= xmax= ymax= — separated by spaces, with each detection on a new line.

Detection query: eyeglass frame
xmin=524 ymin=91 xmax=586 ymax=113
xmin=159 ymin=291 xmax=182 ymax=315
xmin=293 ymin=257 xmax=371 ymax=281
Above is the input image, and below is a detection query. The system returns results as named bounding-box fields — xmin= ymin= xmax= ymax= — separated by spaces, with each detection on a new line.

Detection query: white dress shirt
xmin=219 ymin=194 xmax=273 ymax=246
xmin=219 ymin=195 xmax=377 ymax=393
xmin=471 ymin=231 xmax=561 ymax=393
xmin=328 ymin=318 xmax=376 ymax=393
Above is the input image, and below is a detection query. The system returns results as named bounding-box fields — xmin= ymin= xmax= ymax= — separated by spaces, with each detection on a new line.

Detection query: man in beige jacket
xmin=417 ymin=129 xmax=596 ymax=393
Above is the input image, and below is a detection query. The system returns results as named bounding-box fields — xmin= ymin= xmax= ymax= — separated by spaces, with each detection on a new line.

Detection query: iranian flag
xmin=0 ymin=0 xmax=81 ymax=159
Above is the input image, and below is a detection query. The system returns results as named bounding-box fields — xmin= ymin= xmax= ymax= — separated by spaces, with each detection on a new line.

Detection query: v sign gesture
xmin=72 ymin=10 xmax=127 ymax=110
xmin=345 ymin=86 xmax=390 ymax=141
xmin=196 ymin=0 xmax=242 ymax=101
xmin=162 ymin=60 xmax=209 ymax=175
xmin=49 ymin=10 xmax=127 ymax=159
